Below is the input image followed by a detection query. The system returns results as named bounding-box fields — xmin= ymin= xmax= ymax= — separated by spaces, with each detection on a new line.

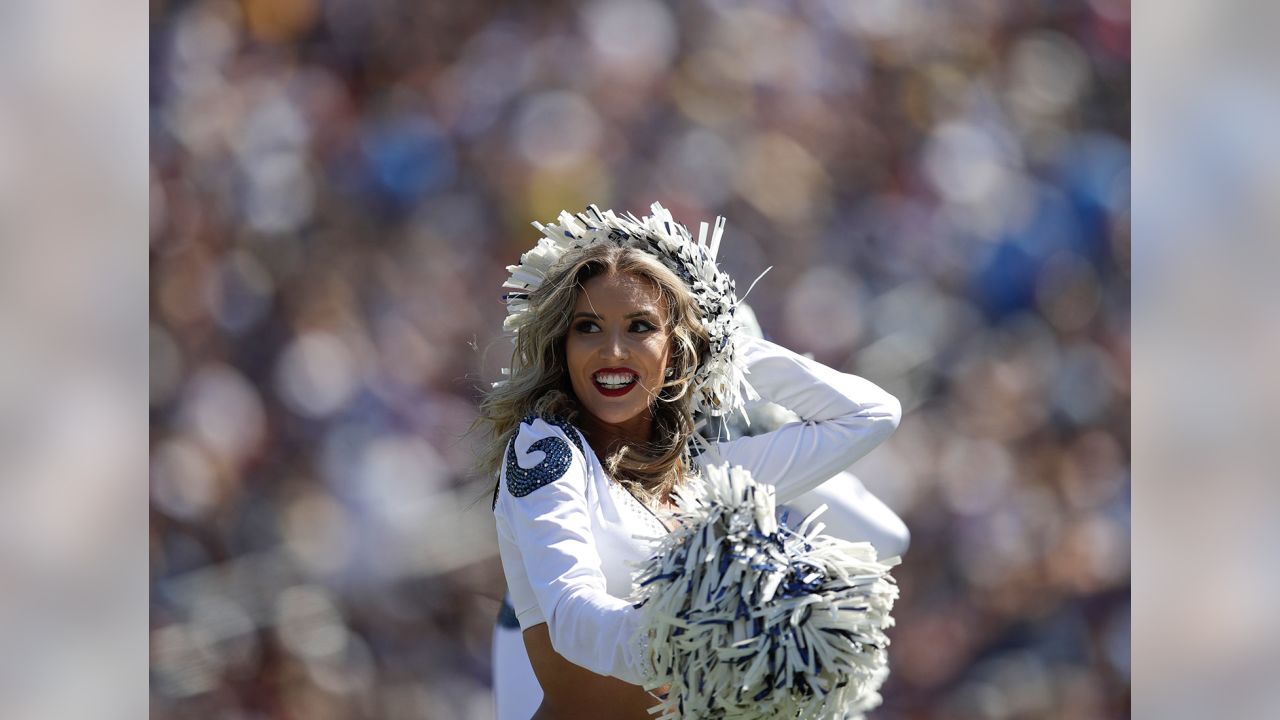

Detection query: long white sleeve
xmin=492 ymin=416 xmax=649 ymax=684
xmin=700 ymin=335 xmax=902 ymax=505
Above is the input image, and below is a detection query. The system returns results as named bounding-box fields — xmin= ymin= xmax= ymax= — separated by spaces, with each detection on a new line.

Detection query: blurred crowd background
xmin=149 ymin=0 xmax=1129 ymax=718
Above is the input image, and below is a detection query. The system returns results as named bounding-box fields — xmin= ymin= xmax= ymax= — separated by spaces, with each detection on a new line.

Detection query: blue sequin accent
xmin=504 ymin=415 xmax=584 ymax=497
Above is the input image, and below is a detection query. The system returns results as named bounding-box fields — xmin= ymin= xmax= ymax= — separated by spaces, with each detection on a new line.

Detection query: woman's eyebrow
xmin=572 ymin=309 xmax=660 ymax=320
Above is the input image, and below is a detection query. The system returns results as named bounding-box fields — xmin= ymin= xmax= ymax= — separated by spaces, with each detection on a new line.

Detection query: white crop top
xmin=491 ymin=334 xmax=902 ymax=684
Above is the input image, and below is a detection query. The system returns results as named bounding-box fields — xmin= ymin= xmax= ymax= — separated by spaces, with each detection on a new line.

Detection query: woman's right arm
xmin=493 ymin=416 xmax=650 ymax=685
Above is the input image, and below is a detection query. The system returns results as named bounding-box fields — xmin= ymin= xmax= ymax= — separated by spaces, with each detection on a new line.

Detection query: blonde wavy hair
xmin=476 ymin=241 xmax=712 ymax=509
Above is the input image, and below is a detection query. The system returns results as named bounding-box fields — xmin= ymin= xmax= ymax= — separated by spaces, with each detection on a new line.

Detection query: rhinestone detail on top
xmin=611 ymin=481 xmax=669 ymax=535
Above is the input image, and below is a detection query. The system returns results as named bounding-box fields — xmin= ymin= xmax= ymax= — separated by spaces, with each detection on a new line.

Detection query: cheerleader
xmin=491 ymin=302 xmax=909 ymax=720
xmin=476 ymin=204 xmax=901 ymax=719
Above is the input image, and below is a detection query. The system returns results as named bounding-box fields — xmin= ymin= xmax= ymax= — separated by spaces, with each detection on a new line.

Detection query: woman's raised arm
xmin=701 ymin=335 xmax=902 ymax=505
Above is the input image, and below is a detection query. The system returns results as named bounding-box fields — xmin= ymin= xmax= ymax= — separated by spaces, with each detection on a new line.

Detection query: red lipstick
xmin=592 ymin=367 xmax=639 ymax=397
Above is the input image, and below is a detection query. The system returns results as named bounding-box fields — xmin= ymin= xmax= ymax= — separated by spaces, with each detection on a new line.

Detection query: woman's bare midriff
xmin=522 ymin=623 xmax=667 ymax=720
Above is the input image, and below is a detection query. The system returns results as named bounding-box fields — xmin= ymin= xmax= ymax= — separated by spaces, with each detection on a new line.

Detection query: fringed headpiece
xmin=501 ymin=202 xmax=766 ymax=419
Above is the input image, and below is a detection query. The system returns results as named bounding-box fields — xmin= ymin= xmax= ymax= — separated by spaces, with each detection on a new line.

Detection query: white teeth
xmin=594 ymin=372 xmax=637 ymax=387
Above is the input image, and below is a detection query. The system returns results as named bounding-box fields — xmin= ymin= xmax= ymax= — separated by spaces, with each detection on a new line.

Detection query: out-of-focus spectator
xmin=150 ymin=1 xmax=1128 ymax=717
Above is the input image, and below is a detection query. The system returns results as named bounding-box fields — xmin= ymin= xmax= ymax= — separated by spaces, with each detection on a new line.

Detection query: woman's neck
xmin=577 ymin=409 xmax=654 ymax=457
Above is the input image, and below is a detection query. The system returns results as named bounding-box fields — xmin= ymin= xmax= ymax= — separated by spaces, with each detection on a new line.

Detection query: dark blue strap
xmin=496 ymin=593 xmax=520 ymax=629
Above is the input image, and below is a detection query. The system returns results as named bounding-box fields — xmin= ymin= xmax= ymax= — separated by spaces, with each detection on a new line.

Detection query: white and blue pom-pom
xmin=629 ymin=464 xmax=899 ymax=719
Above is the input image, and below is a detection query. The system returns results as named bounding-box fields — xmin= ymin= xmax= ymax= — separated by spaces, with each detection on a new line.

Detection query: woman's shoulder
xmin=511 ymin=413 xmax=586 ymax=454
xmin=502 ymin=414 xmax=591 ymax=500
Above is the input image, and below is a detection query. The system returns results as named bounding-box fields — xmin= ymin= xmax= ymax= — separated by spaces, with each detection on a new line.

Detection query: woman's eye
xmin=630 ymin=320 xmax=655 ymax=332
xmin=574 ymin=321 xmax=600 ymax=333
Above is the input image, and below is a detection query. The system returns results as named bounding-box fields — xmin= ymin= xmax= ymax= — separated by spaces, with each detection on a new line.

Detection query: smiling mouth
xmin=592 ymin=370 xmax=639 ymax=397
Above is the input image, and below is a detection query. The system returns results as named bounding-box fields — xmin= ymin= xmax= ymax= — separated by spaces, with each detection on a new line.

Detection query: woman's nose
xmin=602 ymin=329 xmax=628 ymax=359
